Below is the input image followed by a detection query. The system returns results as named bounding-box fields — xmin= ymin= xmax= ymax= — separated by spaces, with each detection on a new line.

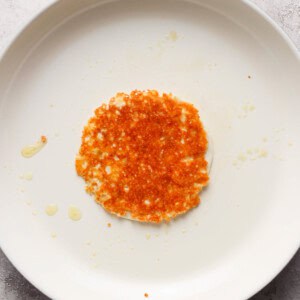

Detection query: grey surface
xmin=0 ymin=0 xmax=299 ymax=299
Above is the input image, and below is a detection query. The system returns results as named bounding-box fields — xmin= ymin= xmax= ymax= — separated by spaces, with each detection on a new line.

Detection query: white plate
xmin=0 ymin=0 xmax=299 ymax=299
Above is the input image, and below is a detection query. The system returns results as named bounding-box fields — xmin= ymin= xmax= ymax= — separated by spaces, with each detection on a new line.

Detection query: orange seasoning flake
xmin=75 ymin=90 xmax=209 ymax=223
xmin=41 ymin=135 xmax=47 ymax=144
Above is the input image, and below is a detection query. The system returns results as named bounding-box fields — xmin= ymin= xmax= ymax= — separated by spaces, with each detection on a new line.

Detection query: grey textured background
xmin=0 ymin=0 xmax=299 ymax=299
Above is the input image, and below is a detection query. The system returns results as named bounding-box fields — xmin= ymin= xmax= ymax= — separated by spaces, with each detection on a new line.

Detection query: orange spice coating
xmin=76 ymin=90 xmax=209 ymax=223
xmin=41 ymin=135 xmax=47 ymax=143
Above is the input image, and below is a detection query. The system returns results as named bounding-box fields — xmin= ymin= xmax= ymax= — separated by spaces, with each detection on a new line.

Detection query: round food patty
xmin=76 ymin=90 xmax=209 ymax=223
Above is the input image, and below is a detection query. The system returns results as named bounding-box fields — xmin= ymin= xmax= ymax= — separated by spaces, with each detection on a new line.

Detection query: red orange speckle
xmin=41 ymin=135 xmax=47 ymax=143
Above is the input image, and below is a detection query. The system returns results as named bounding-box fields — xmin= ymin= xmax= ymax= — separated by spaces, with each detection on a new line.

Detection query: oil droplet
xmin=167 ymin=31 xmax=178 ymax=41
xmin=145 ymin=233 xmax=151 ymax=240
xmin=258 ymin=149 xmax=268 ymax=158
xmin=20 ymin=172 xmax=33 ymax=180
xmin=21 ymin=136 xmax=47 ymax=158
xmin=68 ymin=206 xmax=82 ymax=221
xmin=45 ymin=204 xmax=58 ymax=216
xmin=51 ymin=232 xmax=57 ymax=238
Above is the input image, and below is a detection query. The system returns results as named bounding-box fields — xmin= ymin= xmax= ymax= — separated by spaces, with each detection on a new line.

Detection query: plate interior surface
xmin=0 ymin=0 xmax=299 ymax=299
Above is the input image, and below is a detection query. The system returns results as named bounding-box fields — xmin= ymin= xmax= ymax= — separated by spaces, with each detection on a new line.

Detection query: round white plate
xmin=0 ymin=0 xmax=299 ymax=299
